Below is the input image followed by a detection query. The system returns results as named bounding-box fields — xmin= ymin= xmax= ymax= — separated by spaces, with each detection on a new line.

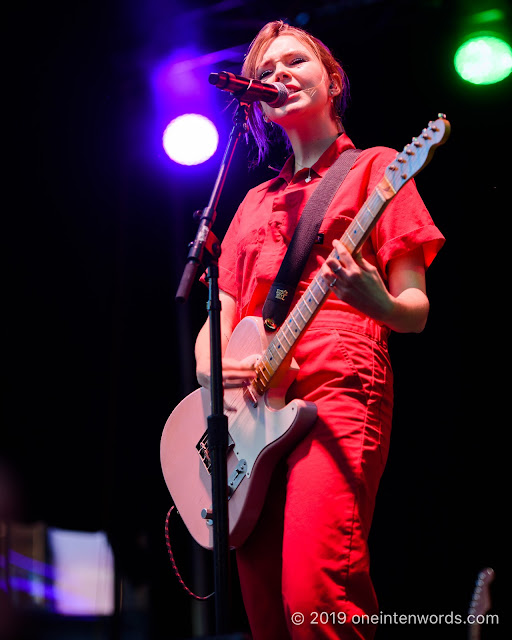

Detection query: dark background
xmin=3 ymin=0 xmax=508 ymax=638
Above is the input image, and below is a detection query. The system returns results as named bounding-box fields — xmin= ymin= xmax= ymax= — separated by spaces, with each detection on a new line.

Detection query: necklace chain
xmin=295 ymin=159 xmax=313 ymax=183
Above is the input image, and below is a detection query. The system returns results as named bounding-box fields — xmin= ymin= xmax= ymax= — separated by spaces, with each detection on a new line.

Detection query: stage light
xmin=48 ymin=528 xmax=114 ymax=615
xmin=163 ymin=114 xmax=219 ymax=166
xmin=454 ymin=34 xmax=512 ymax=84
xmin=295 ymin=12 xmax=310 ymax=26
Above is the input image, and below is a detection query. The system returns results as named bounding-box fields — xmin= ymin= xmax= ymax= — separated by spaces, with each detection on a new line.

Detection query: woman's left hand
xmin=323 ymin=239 xmax=393 ymax=322
xmin=323 ymin=240 xmax=431 ymax=333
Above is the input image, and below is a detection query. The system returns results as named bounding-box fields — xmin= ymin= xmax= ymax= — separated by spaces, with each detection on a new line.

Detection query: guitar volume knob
xmin=201 ymin=508 xmax=213 ymax=524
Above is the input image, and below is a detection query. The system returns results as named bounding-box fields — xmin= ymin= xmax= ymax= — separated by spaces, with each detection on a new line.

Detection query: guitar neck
xmin=469 ymin=626 xmax=480 ymax=640
xmin=252 ymin=175 xmax=396 ymax=394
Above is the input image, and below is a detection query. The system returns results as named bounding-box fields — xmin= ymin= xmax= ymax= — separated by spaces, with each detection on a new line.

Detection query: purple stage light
xmin=163 ymin=114 xmax=219 ymax=165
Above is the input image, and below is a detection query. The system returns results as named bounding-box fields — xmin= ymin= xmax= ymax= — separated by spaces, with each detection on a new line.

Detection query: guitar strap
xmin=262 ymin=147 xmax=362 ymax=332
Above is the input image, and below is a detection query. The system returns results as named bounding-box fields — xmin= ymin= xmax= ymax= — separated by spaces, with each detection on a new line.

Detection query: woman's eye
xmin=258 ymin=57 xmax=306 ymax=80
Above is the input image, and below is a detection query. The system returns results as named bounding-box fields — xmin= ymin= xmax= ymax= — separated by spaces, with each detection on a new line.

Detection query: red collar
xmin=277 ymin=133 xmax=357 ymax=184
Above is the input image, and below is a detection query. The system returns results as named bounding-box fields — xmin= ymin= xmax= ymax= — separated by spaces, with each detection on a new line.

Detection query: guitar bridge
xmin=228 ymin=459 xmax=247 ymax=496
xmin=196 ymin=430 xmax=235 ymax=474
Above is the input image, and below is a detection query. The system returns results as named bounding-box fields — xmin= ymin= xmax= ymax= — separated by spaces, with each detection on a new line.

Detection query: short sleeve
xmin=369 ymin=154 xmax=445 ymax=274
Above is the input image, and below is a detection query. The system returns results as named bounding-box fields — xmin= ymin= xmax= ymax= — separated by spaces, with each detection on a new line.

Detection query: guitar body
xmin=160 ymin=316 xmax=317 ymax=550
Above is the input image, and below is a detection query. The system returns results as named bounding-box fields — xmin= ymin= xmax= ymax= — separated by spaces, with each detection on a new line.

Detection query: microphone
xmin=209 ymin=71 xmax=288 ymax=107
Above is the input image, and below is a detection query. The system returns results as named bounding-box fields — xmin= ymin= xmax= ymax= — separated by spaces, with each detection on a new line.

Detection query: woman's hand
xmin=196 ymin=354 xmax=259 ymax=390
xmin=324 ymin=240 xmax=393 ymax=320
xmin=323 ymin=240 xmax=430 ymax=333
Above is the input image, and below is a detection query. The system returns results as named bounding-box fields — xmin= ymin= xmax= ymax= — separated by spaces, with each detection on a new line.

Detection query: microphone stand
xmin=175 ymin=99 xmax=250 ymax=636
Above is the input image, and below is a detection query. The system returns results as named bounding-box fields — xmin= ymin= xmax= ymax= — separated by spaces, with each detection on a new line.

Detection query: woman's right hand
xmin=196 ymin=354 xmax=260 ymax=390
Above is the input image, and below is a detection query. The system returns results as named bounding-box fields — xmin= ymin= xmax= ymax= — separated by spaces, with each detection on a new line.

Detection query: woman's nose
xmin=274 ymin=63 xmax=291 ymax=83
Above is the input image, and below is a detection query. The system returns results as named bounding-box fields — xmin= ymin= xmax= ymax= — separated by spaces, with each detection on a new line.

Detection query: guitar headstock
xmin=468 ymin=567 xmax=495 ymax=619
xmin=385 ymin=114 xmax=451 ymax=193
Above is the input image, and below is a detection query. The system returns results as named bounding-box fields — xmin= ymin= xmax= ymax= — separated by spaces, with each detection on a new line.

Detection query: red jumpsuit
xmin=216 ymin=134 xmax=445 ymax=639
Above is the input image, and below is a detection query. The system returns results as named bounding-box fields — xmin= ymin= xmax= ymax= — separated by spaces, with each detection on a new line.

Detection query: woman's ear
xmin=329 ymin=73 xmax=342 ymax=96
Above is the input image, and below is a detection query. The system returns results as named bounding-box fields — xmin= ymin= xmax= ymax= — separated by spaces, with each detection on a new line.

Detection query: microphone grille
xmin=267 ymin=82 xmax=288 ymax=108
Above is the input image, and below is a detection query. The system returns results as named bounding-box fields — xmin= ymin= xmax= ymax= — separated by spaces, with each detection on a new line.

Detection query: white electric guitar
xmin=160 ymin=116 xmax=451 ymax=550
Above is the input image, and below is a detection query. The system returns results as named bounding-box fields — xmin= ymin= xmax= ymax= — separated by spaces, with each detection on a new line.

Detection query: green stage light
xmin=454 ymin=34 xmax=512 ymax=85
